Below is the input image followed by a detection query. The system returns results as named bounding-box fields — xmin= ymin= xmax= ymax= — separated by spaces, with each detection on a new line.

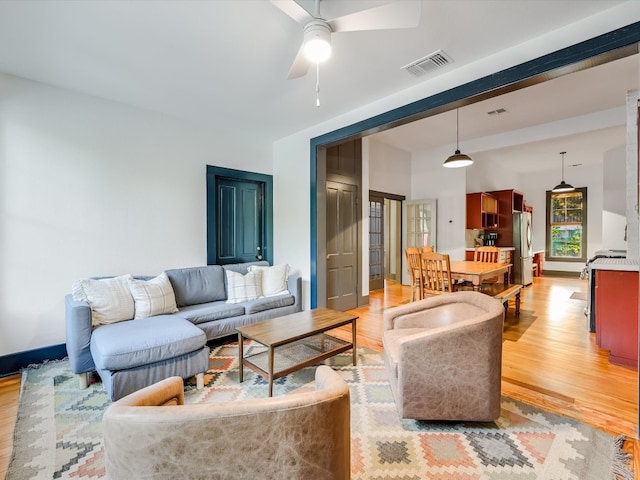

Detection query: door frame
xmin=310 ymin=23 xmax=640 ymax=308
xmin=368 ymin=192 xmax=385 ymax=291
xmin=369 ymin=190 xmax=406 ymax=289
xmin=206 ymin=165 xmax=273 ymax=265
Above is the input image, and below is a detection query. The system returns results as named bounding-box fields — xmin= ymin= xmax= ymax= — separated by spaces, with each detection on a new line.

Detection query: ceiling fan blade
xmin=329 ymin=1 xmax=422 ymax=33
xmin=287 ymin=43 xmax=310 ymax=79
xmin=271 ymin=0 xmax=313 ymax=24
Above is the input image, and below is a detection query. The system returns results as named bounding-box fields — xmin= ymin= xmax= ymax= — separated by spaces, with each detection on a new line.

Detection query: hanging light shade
xmin=552 ymin=151 xmax=575 ymax=192
xmin=443 ymin=109 xmax=473 ymax=168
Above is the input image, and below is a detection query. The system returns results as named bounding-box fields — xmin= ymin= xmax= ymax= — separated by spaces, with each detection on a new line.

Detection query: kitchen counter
xmin=590 ymin=258 xmax=640 ymax=272
xmin=465 ymin=247 xmax=514 ymax=251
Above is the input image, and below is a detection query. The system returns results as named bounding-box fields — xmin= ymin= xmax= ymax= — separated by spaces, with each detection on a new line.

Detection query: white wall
xmin=0 ymin=73 xmax=273 ymax=356
xmin=465 ymin=154 xmax=521 ymax=193
xmin=411 ymin=146 xmax=467 ymax=260
xmin=368 ymin=138 xmax=412 ymax=197
xmin=368 ymin=138 xmax=411 ymax=291
xmin=602 ymin=146 xmax=628 ymax=251
xmin=625 ymin=90 xmax=640 ymax=257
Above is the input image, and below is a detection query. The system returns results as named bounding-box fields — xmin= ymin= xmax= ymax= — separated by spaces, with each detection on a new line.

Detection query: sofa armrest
xmin=288 ymin=275 xmax=302 ymax=312
xmin=65 ymin=294 xmax=96 ymax=374
xmin=112 ymin=376 xmax=185 ymax=407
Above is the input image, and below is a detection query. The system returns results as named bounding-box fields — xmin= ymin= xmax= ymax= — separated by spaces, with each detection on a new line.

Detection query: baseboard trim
xmin=0 ymin=343 xmax=67 ymax=377
xmin=542 ymin=270 xmax=581 ymax=278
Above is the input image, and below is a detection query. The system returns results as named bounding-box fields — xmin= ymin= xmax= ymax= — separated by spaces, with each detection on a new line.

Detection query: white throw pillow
xmin=248 ymin=264 xmax=290 ymax=297
xmin=225 ymin=270 xmax=263 ymax=304
xmin=127 ymin=272 xmax=179 ymax=319
xmin=73 ymin=275 xmax=135 ymax=326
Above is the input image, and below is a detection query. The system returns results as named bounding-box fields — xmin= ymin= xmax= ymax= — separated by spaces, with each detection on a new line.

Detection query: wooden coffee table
xmin=236 ymin=308 xmax=358 ymax=396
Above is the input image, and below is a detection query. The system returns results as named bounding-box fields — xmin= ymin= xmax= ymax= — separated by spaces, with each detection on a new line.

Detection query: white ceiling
xmin=0 ymin=0 xmax=636 ymax=167
xmin=372 ymin=53 xmax=639 ymax=172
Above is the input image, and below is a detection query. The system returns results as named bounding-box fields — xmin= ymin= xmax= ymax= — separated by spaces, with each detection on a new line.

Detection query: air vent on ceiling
xmin=487 ymin=108 xmax=507 ymax=116
xmin=401 ymin=50 xmax=453 ymax=77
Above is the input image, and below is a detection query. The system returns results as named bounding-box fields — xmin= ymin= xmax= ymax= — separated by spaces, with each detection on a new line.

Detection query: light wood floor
xmin=0 ymin=275 xmax=637 ymax=477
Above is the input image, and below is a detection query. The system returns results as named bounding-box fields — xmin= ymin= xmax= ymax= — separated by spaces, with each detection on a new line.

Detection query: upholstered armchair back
xmin=103 ymin=366 xmax=351 ymax=480
xmin=382 ymin=291 xmax=505 ymax=421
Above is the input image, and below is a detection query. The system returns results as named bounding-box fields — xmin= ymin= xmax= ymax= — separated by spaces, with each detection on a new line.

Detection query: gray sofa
xmin=66 ymin=261 xmax=302 ymax=400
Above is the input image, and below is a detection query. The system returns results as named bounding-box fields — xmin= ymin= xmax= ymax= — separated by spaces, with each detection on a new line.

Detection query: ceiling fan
xmin=271 ymin=0 xmax=422 ymax=80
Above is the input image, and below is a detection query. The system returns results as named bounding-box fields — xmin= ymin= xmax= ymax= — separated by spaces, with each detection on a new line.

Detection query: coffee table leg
xmin=352 ymin=318 xmax=357 ymax=366
xmin=268 ymin=346 xmax=274 ymax=397
xmin=238 ymin=333 xmax=244 ymax=383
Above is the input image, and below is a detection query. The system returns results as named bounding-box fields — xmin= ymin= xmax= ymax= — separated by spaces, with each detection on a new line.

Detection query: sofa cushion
xmin=222 ymin=261 xmax=269 ymax=276
xmin=243 ymin=293 xmax=295 ymax=314
xmin=165 ymin=265 xmax=226 ymax=306
xmin=175 ymin=301 xmax=245 ymax=325
xmin=127 ymin=273 xmax=179 ymax=319
xmin=247 ymin=264 xmax=290 ymax=297
xmin=225 ymin=270 xmax=262 ymax=304
xmin=90 ymin=316 xmax=206 ymax=371
xmin=72 ymin=275 xmax=134 ymax=326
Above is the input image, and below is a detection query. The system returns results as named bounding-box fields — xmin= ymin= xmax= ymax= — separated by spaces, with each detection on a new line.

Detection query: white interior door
xmin=402 ymin=199 xmax=437 ymax=285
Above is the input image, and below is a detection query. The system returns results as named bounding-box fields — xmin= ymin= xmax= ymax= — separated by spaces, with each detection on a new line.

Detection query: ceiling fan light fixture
xmin=303 ymin=21 xmax=332 ymax=63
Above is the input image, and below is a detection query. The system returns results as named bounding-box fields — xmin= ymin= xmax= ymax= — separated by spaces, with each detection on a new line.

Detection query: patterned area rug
xmin=7 ymin=343 xmax=633 ymax=479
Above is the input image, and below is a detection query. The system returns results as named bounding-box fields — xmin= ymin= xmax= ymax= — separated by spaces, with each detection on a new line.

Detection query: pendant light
xmin=443 ymin=109 xmax=473 ymax=168
xmin=551 ymin=151 xmax=575 ymax=192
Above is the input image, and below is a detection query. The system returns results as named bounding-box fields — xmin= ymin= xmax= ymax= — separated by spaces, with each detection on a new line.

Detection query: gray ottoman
xmin=90 ymin=315 xmax=209 ymax=401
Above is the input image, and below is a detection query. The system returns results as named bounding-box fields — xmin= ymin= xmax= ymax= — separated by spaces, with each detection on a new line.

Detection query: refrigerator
xmin=513 ymin=211 xmax=533 ymax=286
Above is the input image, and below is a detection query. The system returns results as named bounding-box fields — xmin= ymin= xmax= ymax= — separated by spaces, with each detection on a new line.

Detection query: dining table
xmin=449 ymin=261 xmax=512 ymax=290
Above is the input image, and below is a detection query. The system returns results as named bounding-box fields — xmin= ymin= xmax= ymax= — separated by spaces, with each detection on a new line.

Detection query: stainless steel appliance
xmin=513 ymin=212 xmax=533 ymax=286
xmin=484 ymin=232 xmax=498 ymax=246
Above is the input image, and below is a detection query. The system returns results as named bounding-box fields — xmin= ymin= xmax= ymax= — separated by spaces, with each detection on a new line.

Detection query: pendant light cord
xmin=316 ymin=63 xmax=320 ymax=107
xmin=456 ymin=109 xmax=459 ymax=150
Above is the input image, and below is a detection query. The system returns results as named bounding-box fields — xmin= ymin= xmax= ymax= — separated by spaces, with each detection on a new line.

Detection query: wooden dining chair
xmin=421 ymin=251 xmax=454 ymax=295
xmin=474 ymin=246 xmax=501 ymax=285
xmin=422 ymin=246 xmax=434 ymax=253
xmin=474 ymin=246 xmax=500 ymax=263
xmin=405 ymin=247 xmax=424 ymax=301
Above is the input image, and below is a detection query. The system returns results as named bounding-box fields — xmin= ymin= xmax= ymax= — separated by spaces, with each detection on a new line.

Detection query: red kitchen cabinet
xmin=594 ymin=269 xmax=638 ymax=368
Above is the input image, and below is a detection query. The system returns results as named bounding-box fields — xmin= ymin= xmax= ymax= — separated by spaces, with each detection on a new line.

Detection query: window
xmin=545 ymin=187 xmax=587 ymax=262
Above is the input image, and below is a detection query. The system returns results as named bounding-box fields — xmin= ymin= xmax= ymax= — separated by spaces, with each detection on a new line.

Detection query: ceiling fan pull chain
xmin=316 ymin=63 xmax=321 ymax=107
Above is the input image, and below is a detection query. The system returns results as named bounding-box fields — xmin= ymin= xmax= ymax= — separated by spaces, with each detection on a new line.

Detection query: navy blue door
xmin=217 ymin=178 xmax=264 ymax=264
xmin=206 ymin=166 xmax=272 ymax=266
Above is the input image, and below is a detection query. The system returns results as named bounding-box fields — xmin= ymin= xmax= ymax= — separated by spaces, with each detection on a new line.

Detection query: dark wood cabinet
xmin=595 ymin=269 xmax=638 ymax=368
xmin=487 ymin=189 xmax=525 ymax=247
xmin=466 ymin=192 xmax=498 ymax=229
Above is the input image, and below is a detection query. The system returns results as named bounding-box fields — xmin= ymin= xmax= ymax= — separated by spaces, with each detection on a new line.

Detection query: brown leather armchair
xmin=382 ymin=291 xmax=504 ymax=421
xmin=103 ymin=366 xmax=351 ymax=480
